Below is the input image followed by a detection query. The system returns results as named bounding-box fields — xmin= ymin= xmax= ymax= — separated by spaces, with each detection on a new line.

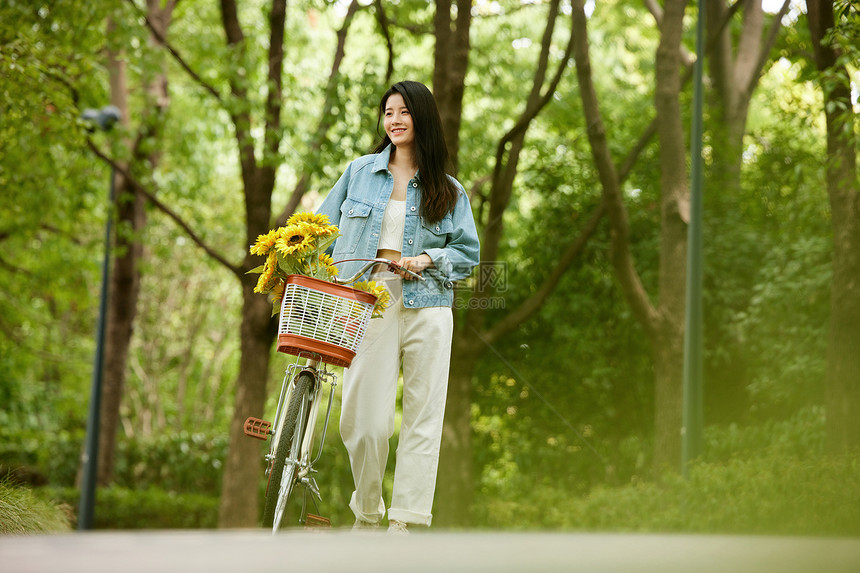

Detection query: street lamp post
xmin=78 ymin=105 xmax=121 ymax=530
xmin=682 ymin=0 xmax=706 ymax=476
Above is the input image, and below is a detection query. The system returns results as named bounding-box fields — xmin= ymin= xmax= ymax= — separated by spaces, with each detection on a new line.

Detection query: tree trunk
xmin=97 ymin=2 xmax=174 ymax=485
xmin=98 ymin=175 xmax=145 ymax=486
xmin=806 ymin=0 xmax=860 ymax=452
xmin=652 ymin=319 xmax=685 ymax=470
xmin=431 ymin=0 xmax=473 ymax=526
xmin=97 ymin=26 xmax=135 ymax=487
xmin=651 ymin=0 xmax=689 ymax=471
xmin=435 ymin=336 xmax=482 ymax=526
xmin=218 ymin=281 xmax=276 ymax=527
xmin=215 ymin=0 xmax=284 ymax=528
xmin=825 ymin=150 xmax=860 ymax=452
xmin=432 ymin=0 xmax=471 ymax=175
xmin=705 ymin=0 xmax=760 ymax=188
xmin=571 ymin=0 xmax=689 ymax=473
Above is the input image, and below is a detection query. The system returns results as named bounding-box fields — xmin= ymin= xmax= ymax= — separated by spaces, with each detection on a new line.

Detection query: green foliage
xmin=127 ymin=237 xmax=241 ymax=440
xmin=0 ymin=2 xmax=127 ymax=492
xmin=823 ymin=0 xmax=860 ymax=90
xmin=0 ymin=427 xmax=228 ymax=498
xmin=2 ymin=429 xmax=226 ymax=529
xmin=475 ymin=409 xmax=859 ymax=536
xmin=49 ymin=486 xmax=218 ymax=529
xmin=558 ymin=451 xmax=859 ymax=535
xmin=0 ymin=0 xmax=849 ymax=533
xmin=466 ymin=1 xmax=663 ymax=499
xmin=701 ymin=405 xmax=826 ymax=462
xmin=0 ymin=428 xmax=83 ymax=488
xmin=700 ymin=58 xmax=832 ymax=422
xmin=112 ymin=432 xmax=229 ymax=496
xmin=0 ymin=481 xmax=71 ymax=534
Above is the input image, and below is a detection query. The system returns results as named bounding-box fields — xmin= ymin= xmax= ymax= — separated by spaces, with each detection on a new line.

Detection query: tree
xmin=566 ymin=0 xmax=800 ymax=471
xmin=184 ymin=0 xmax=366 ymax=527
xmin=698 ymin=1 xmax=794 ymax=418
xmin=432 ymin=0 xmax=471 ymax=174
xmin=806 ymin=0 xmax=860 ymax=452
xmin=84 ymin=0 xmax=368 ymax=526
xmin=703 ymin=0 xmax=791 ymax=191
xmin=213 ymin=0 xmax=343 ymax=527
xmin=0 ymin=1 xmax=110 ymax=457
xmin=568 ymin=0 xmax=691 ymax=471
xmin=436 ymin=0 xmax=597 ymax=525
xmin=95 ymin=0 xmax=177 ymax=487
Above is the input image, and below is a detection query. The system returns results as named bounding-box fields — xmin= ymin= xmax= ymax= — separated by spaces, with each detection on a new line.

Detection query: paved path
xmin=2 ymin=530 xmax=859 ymax=572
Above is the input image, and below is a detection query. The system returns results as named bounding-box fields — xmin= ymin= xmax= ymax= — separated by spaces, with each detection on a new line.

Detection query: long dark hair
xmin=373 ymin=81 xmax=458 ymax=223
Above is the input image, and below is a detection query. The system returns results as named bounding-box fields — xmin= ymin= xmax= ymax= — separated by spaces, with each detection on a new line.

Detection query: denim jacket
xmin=316 ymin=145 xmax=480 ymax=308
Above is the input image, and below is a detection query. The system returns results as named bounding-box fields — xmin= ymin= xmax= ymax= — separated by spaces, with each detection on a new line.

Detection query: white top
xmin=378 ymin=199 xmax=406 ymax=251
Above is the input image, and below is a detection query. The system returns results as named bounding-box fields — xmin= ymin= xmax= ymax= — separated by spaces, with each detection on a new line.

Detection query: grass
xmin=0 ymin=480 xmax=72 ymax=534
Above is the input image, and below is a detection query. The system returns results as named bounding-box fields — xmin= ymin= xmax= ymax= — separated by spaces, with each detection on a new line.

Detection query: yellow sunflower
xmin=250 ymin=229 xmax=280 ymax=256
xmin=268 ymin=281 xmax=286 ymax=310
xmin=288 ymin=213 xmax=339 ymax=238
xmin=253 ymin=252 xmax=280 ymax=294
xmin=247 ymin=214 xmax=342 ymax=315
xmin=287 ymin=212 xmax=332 ymax=228
xmin=309 ymin=223 xmax=339 ymax=238
xmin=274 ymin=225 xmax=315 ymax=256
xmin=319 ymin=253 xmax=339 ymax=278
xmin=352 ymin=280 xmax=391 ymax=319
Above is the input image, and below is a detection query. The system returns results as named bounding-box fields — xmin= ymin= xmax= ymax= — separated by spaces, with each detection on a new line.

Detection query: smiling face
xmin=383 ymin=93 xmax=415 ymax=150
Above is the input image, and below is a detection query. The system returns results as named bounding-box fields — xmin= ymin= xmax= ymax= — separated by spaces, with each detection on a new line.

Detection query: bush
xmin=701 ymin=405 xmax=826 ymax=462
xmin=0 ymin=428 xmax=229 ymax=495
xmin=49 ymin=486 xmax=219 ymax=529
xmin=473 ymin=407 xmax=858 ymax=536
xmin=477 ymin=450 xmax=860 ymax=536
xmin=112 ymin=432 xmax=229 ymax=496
xmin=0 ymin=481 xmax=72 ymax=534
xmin=565 ymin=451 xmax=860 ymax=535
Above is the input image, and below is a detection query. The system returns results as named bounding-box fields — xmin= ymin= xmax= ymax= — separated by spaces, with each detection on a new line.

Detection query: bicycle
xmin=243 ymin=258 xmax=423 ymax=533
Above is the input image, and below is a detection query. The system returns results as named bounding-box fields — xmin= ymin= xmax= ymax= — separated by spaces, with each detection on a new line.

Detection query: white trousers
xmin=340 ymin=272 xmax=453 ymax=526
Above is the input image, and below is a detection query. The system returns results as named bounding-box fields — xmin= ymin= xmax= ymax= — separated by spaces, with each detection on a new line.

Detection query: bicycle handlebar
xmin=331 ymin=258 xmax=425 ymax=284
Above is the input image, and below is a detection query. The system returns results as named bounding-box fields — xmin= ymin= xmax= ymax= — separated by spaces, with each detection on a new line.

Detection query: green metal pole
xmin=78 ymin=165 xmax=113 ymax=530
xmin=682 ymin=0 xmax=706 ymax=477
xmin=78 ymin=106 xmax=121 ymax=529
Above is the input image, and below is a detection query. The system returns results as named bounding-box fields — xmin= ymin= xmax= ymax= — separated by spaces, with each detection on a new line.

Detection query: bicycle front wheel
xmin=262 ymin=370 xmax=313 ymax=532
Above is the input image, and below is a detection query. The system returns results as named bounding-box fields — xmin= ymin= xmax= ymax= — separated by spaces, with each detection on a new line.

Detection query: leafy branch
xmin=85 ymin=138 xmax=241 ymax=278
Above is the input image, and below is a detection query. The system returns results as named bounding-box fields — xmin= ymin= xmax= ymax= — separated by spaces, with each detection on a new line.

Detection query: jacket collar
xmin=371 ymin=144 xmax=393 ymax=173
xmin=372 ymin=144 xmax=420 ymax=180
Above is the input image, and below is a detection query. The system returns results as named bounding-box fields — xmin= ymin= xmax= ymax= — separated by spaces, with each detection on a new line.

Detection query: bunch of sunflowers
xmin=248 ymin=212 xmax=389 ymax=318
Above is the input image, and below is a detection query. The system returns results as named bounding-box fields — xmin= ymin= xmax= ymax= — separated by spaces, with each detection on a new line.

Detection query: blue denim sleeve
xmin=423 ymin=187 xmax=481 ymax=282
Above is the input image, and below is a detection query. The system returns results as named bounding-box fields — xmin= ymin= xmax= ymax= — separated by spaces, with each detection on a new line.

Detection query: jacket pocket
xmin=336 ymin=198 xmax=373 ymax=254
xmin=420 ymin=215 xmax=453 ymax=248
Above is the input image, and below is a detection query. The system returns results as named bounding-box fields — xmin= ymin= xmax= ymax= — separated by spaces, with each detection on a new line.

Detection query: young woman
xmin=316 ymin=80 xmax=480 ymax=533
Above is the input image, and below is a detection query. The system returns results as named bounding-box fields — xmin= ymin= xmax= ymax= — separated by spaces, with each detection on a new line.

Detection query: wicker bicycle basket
xmin=277 ymin=274 xmax=378 ymax=368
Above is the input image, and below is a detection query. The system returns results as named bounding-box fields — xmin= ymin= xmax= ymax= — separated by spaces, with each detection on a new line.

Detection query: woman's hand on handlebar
xmin=393 ymin=254 xmax=432 ymax=280
xmin=331 ymin=257 xmax=425 ymax=283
